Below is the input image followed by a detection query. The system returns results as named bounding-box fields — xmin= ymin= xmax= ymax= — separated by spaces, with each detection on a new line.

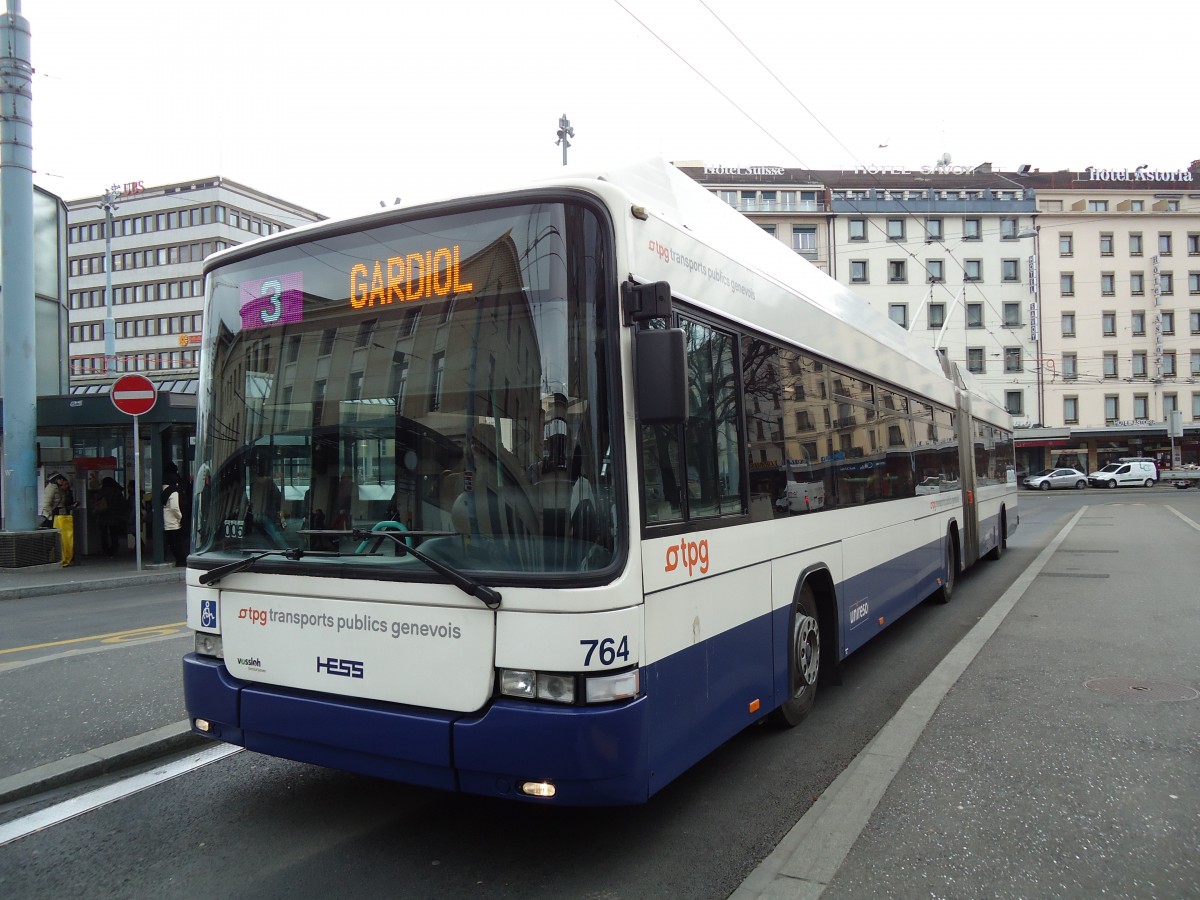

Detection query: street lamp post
xmin=1018 ymin=226 xmax=1043 ymax=425
xmin=555 ymin=114 xmax=574 ymax=166
xmin=100 ymin=184 xmax=122 ymax=375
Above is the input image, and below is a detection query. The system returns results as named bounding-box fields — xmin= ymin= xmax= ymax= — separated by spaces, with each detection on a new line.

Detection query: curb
xmin=0 ymin=569 xmax=183 ymax=603
xmin=0 ymin=720 xmax=206 ymax=806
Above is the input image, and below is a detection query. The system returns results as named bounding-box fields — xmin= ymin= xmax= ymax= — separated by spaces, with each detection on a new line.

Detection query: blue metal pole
xmin=0 ymin=0 xmax=37 ymax=531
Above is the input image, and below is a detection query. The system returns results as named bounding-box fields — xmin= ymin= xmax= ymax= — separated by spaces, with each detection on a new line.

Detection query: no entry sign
xmin=110 ymin=374 xmax=158 ymax=416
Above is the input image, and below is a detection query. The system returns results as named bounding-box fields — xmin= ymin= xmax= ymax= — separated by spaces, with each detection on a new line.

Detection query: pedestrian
xmin=38 ymin=472 xmax=77 ymax=566
xmin=95 ymin=476 xmax=127 ymax=558
xmin=163 ymin=473 xmax=188 ymax=567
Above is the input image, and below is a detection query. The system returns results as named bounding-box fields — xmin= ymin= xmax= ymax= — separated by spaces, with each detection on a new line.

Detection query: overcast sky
xmin=27 ymin=0 xmax=1196 ymax=222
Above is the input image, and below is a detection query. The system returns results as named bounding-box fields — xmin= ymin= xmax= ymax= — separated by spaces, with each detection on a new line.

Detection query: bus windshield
xmin=193 ymin=201 xmax=620 ymax=577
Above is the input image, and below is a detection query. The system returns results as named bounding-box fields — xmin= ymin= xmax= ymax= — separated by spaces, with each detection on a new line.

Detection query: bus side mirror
xmin=635 ymin=328 xmax=688 ymax=424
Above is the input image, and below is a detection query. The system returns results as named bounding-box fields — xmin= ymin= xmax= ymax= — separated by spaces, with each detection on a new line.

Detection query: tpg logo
xmin=664 ymin=538 xmax=709 ymax=577
xmin=648 ymin=239 xmax=671 ymax=264
xmin=316 ymin=656 xmax=364 ymax=679
xmin=237 ymin=607 xmax=268 ymax=627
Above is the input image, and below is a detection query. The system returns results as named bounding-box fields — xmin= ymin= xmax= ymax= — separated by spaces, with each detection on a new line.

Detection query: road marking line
xmin=0 ymin=632 xmax=190 ymax=672
xmin=1165 ymin=505 xmax=1200 ymax=532
xmin=0 ymin=744 xmax=242 ymax=847
xmin=0 ymin=622 xmax=187 ymax=656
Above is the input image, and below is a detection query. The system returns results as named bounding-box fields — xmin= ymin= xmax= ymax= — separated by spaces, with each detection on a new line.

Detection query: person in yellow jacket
xmin=38 ymin=472 xmax=78 ymax=566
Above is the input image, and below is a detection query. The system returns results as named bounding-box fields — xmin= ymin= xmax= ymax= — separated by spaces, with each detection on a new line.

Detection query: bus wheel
xmin=770 ymin=583 xmax=820 ymax=728
xmin=934 ymin=533 xmax=956 ymax=604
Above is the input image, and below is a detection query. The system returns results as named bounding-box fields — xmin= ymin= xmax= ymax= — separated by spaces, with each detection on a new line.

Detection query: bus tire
xmin=770 ymin=583 xmax=820 ymax=728
xmin=933 ymin=531 xmax=957 ymax=604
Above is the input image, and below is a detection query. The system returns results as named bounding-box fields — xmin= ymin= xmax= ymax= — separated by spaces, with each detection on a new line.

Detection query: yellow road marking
xmin=0 ymin=623 xmax=187 ymax=655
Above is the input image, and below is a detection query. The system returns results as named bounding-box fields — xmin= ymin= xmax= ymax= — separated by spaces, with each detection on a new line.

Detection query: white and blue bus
xmin=184 ymin=159 xmax=1017 ymax=805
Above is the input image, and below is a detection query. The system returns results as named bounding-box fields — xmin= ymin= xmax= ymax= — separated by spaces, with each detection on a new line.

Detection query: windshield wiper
xmin=198 ymin=548 xmax=340 ymax=586
xmin=350 ymin=528 xmax=502 ymax=610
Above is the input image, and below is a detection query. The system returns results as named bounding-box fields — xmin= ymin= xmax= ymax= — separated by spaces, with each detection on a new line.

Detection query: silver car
xmin=1023 ymin=467 xmax=1088 ymax=490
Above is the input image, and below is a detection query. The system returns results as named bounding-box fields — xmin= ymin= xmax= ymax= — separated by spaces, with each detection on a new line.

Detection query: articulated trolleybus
xmin=184 ymin=159 xmax=1017 ymax=805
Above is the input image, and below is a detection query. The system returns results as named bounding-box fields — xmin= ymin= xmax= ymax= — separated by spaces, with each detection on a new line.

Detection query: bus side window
xmin=641 ymin=424 xmax=683 ymax=524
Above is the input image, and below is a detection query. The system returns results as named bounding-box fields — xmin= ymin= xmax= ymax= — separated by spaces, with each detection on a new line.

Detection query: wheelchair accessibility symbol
xmin=201 ymin=599 xmax=218 ymax=630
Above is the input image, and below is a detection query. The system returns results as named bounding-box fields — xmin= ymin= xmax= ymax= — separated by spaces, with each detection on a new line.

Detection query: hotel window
xmin=1062 ymin=312 xmax=1076 ymax=337
xmin=1159 ymin=233 xmax=1173 ymax=255
xmin=963 ymin=218 xmax=981 ymax=241
xmin=1103 ymin=352 xmax=1118 ymax=378
xmin=718 ymin=190 xmax=737 ymax=207
xmin=1102 ymin=312 xmax=1116 ymax=336
xmin=1061 ymin=273 xmax=1074 ymax=296
xmin=1130 ymin=200 xmax=1144 ymax=212
xmin=1188 ymin=233 xmax=1199 ymax=255
xmin=887 ymin=218 xmax=905 ymax=241
xmin=760 ymin=224 xmax=776 ymax=237
xmin=926 ymin=218 xmax=943 ymax=241
xmin=1005 ymin=391 xmax=1023 ymax=416
xmin=1129 ymin=232 xmax=1143 ymax=256
xmin=1167 ymin=200 xmax=1180 ymax=212
xmin=1000 ymin=218 xmax=1018 ymax=240
xmin=1131 ymin=272 xmax=1145 ymax=295
xmin=1163 ymin=310 xmax=1175 ymax=334
xmin=1003 ymin=302 xmax=1021 ymax=327
xmin=967 ymin=348 xmax=984 ymax=374
xmin=1099 ymin=233 xmax=1114 ymax=256
xmin=792 ymin=226 xmax=817 ymax=254
xmin=964 ymin=259 xmax=982 ymax=282
xmin=928 ymin=303 xmax=946 ymax=328
xmin=850 ymin=260 xmax=868 ymax=283
xmin=923 ymin=259 xmax=943 ymax=283
xmin=1163 ymin=351 xmax=1176 ymax=376
xmin=1133 ymin=395 xmax=1149 ymax=420
xmin=1164 ymin=395 xmax=1178 ymax=420
xmin=888 ymin=303 xmax=908 ymax=328
xmin=1059 ymin=233 xmax=1073 ymax=256
xmin=848 ymin=219 xmax=866 ymax=240
xmin=1062 ymin=353 xmax=1077 ymax=379
xmin=1101 ymin=272 xmax=1115 ymax=295
xmin=1131 ymin=311 xmax=1145 ymax=336
xmin=1088 ymin=200 xmax=1108 ymax=212
xmin=966 ymin=302 xmax=983 ymax=327
xmin=1001 ymin=259 xmax=1019 ymax=282
xmin=888 ymin=260 xmax=907 ymax=283
xmin=1004 ymin=347 xmax=1023 ymax=373
xmin=1132 ymin=351 xmax=1148 ymax=377
xmin=1104 ymin=395 xmax=1119 ymax=423
xmin=1064 ymin=396 xmax=1079 ymax=424
xmin=1191 ymin=351 xmax=1200 ymax=376
xmin=1190 ymin=272 xmax=1200 ymax=294
xmin=760 ymin=191 xmax=776 ymax=210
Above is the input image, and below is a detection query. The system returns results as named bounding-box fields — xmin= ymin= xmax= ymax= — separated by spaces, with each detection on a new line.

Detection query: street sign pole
xmin=111 ymin=374 xmax=158 ymax=572
xmin=133 ymin=414 xmax=143 ymax=571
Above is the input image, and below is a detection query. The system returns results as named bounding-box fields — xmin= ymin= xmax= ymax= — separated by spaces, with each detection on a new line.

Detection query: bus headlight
xmin=536 ymin=673 xmax=576 ymax=704
xmin=584 ymin=669 xmax=639 ymax=703
xmin=500 ymin=668 xmax=536 ymax=698
xmin=194 ymin=632 xmax=224 ymax=658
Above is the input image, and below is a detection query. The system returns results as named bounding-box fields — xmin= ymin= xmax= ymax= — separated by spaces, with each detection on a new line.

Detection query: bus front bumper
xmin=183 ymin=653 xmax=650 ymax=805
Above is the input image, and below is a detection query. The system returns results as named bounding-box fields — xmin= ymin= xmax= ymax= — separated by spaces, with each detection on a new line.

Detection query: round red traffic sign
xmin=110 ymin=374 xmax=158 ymax=416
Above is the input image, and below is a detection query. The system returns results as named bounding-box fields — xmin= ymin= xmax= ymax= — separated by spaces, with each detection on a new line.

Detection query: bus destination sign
xmin=349 ymin=245 xmax=474 ymax=310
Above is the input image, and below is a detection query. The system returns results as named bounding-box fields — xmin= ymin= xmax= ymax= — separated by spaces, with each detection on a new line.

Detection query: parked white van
xmin=1087 ymin=458 xmax=1158 ymax=488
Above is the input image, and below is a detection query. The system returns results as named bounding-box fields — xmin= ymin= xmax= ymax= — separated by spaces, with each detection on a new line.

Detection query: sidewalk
xmin=0 ymin=553 xmax=183 ymax=602
xmin=736 ymin=501 xmax=1200 ymax=899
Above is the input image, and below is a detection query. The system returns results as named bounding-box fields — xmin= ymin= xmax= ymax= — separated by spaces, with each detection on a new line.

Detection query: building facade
xmin=678 ymin=160 xmax=1200 ymax=473
xmin=65 ymin=177 xmax=324 ymax=393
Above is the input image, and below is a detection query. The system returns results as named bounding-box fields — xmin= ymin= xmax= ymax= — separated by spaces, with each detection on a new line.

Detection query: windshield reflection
xmin=194 ymin=202 xmax=619 ymax=576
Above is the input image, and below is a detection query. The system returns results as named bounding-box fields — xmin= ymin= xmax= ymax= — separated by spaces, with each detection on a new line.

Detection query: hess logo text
xmin=316 ymin=656 xmax=365 ymax=679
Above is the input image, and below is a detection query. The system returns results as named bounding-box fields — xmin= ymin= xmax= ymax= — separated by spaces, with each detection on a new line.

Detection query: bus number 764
xmin=580 ymin=636 xmax=630 ymax=667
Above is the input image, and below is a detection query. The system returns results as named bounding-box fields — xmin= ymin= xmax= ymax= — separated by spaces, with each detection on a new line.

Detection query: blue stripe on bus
xmin=179 ymin=529 xmax=961 ymax=805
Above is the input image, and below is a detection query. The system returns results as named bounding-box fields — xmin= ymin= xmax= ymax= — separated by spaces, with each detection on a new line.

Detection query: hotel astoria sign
xmin=1084 ymin=165 xmax=1193 ymax=182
